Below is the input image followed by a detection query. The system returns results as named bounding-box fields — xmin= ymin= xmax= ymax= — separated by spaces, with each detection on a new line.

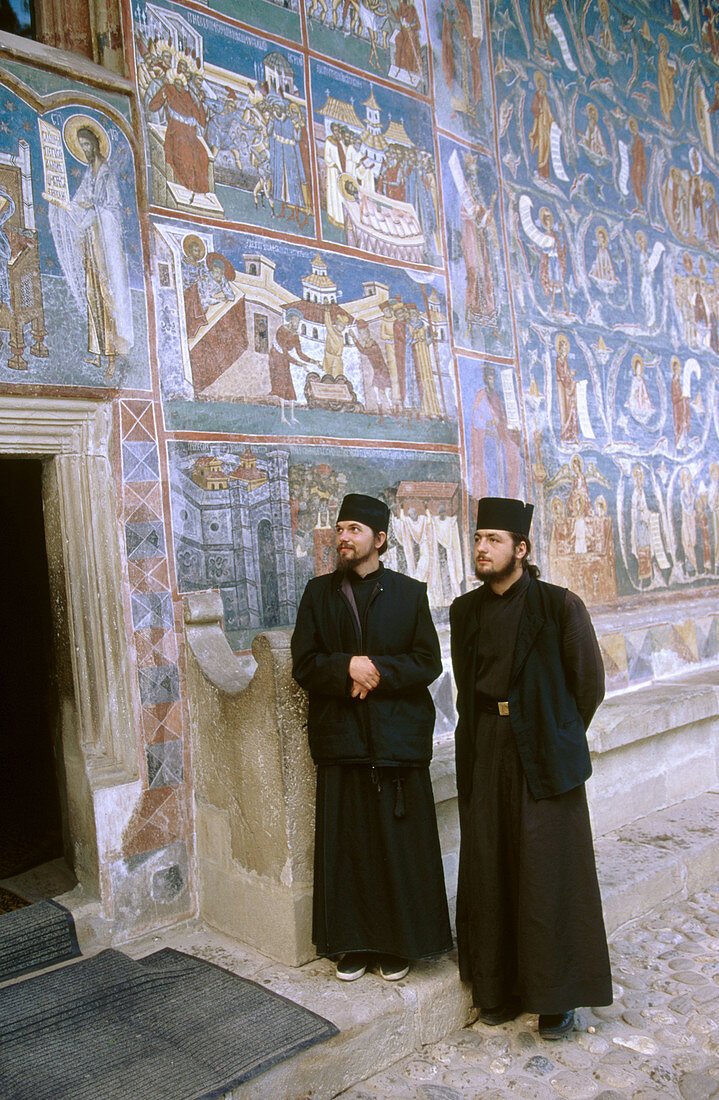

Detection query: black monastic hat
xmin=475 ymin=497 xmax=533 ymax=536
xmin=337 ymin=493 xmax=390 ymax=533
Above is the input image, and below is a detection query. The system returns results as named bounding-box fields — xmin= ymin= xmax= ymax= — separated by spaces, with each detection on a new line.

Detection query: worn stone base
xmin=63 ymin=787 xmax=715 ymax=1100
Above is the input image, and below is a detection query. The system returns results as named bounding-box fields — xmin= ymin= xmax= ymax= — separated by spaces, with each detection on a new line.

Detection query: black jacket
xmin=450 ymin=575 xmax=605 ymax=800
xmin=292 ymin=565 xmax=442 ymax=765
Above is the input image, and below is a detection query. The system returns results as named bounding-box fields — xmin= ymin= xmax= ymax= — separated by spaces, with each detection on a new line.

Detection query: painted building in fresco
xmin=1 ymin=0 xmax=718 ymax=936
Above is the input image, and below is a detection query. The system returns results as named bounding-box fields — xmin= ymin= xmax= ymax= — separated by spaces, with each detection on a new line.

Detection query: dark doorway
xmin=0 ymin=458 xmax=63 ymax=882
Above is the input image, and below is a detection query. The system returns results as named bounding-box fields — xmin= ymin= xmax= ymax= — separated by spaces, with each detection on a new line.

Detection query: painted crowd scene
xmin=1 ymin=0 xmax=718 ymax=653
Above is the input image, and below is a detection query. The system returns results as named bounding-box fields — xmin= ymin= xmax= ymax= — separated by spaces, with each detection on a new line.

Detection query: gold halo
xmin=63 ymin=114 xmax=111 ymax=164
xmin=339 ymin=173 xmax=359 ymax=201
xmin=182 ymin=234 xmax=206 ymax=261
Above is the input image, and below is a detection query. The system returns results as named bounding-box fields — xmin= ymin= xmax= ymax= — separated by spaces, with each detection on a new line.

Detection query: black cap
xmin=476 ymin=497 xmax=533 ymax=536
xmin=337 ymin=493 xmax=390 ymax=533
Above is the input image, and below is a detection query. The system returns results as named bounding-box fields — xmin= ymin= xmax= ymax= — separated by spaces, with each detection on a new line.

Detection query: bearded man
xmin=450 ymin=496 xmax=612 ymax=1040
xmin=292 ymin=493 xmax=452 ymax=982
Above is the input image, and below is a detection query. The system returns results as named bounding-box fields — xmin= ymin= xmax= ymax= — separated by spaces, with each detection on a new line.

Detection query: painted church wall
xmin=2 ymin=0 xmax=719 ymax=931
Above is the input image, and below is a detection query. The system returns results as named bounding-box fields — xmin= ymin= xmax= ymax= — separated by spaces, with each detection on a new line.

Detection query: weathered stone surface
xmin=549 ymin=1070 xmax=597 ymax=1099
xmin=678 ymin=1072 xmax=719 ymax=1100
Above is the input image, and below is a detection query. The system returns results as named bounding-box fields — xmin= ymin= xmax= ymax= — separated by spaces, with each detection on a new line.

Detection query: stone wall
xmin=1 ymin=0 xmax=718 ymax=940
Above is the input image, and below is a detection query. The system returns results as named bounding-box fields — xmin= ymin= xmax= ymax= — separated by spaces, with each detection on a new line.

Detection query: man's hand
xmin=349 ymin=656 xmax=380 ymax=699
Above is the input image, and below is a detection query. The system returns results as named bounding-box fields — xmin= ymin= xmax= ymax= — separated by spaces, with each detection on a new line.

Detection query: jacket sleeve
xmin=561 ymin=590 xmax=605 ymax=730
xmin=449 ymin=598 xmax=467 ymax=712
xmin=291 ymin=585 xmax=353 ymax=696
xmin=369 ymin=587 xmax=442 ymax=693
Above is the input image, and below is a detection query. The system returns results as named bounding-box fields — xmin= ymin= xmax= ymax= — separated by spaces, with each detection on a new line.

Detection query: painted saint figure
xmin=529 ymin=72 xmax=556 ymax=182
xmin=626 ymin=354 xmax=655 ymax=427
xmin=555 ymin=333 xmax=579 ymax=444
xmin=657 ymin=35 xmax=676 ymax=127
xmin=629 ymin=118 xmax=647 ymax=212
xmin=148 ymin=69 xmax=210 ymax=196
xmin=407 ymin=305 xmax=441 ymax=417
xmin=671 ymin=356 xmax=691 ymax=452
xmin=459 ymin=154 xmax=497 ymax=332
xmin=324 ymin=123 xmax=346 ymax=227
xmin=48 ymin=117 xmax=134 ymax=378
xmin=268 ymin=100 xmax=308 ymax=225
xmin=636 ymin=231 xmax=662 ymax=331
xmin=469 ymin=365 xmax=521 ymax=500
xmin=588 ymin=226 xmax=619 ymax=293
xmin=268 ymin=307 xmax=318 ymax=424
xmin=0 ymin=185 xmax=13 ymax=321
xmin=349 ymin=319 xmax=393 ymax=413
xmin=539 ymin=208 xmax=568 ymax=313
xmin=441 ymin=0 xmax=482 ymax=122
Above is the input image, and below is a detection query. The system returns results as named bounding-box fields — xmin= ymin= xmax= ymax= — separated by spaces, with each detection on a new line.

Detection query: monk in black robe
xmin=292 ymin=493 xmax=452 ymax=982
xmin=450 ymin=496 xmax=612 ymax=1040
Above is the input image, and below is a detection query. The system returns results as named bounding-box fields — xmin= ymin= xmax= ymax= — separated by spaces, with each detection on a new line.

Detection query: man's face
xmin=336 ymin=520 xmax=383 ymax=569
xmin=474 ymin=529 xmax=523 ymax=582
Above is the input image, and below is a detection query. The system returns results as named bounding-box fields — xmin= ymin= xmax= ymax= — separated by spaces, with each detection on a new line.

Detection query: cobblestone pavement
xmin=338 ymin=885 xmax=719 ymax=1100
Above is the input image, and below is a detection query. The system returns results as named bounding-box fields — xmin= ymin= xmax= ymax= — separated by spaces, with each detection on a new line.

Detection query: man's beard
xmin=475 ymin=555 xmax=520 ymax=583
xmin=337 ymin=545 xmax=374 ymax=574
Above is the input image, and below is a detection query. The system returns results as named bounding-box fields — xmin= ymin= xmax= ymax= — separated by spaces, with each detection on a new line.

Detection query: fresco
xmin=310 ymin=59 xmax=440 ymax=264
xmin=490 ymin=0 xmax=719 ymax=604
xmin=457 ymin=355 xmax=527 ymax=512
xmin=0 ymin=74 xmax=150 ymax=389
xmin=427 ymin=0 xmax=493 ymax=144
xmin=168 ymin=439 xmax=464 ymax=649
xmin=152 ymin=216 xmax=457 ymax=442
xmin=132 ymin=0 xmax=314 ymax=236
xmin=439 ymin=135 xmax=513 ymax=357
xmin=306 ymin=0 xmax=429 ymax=94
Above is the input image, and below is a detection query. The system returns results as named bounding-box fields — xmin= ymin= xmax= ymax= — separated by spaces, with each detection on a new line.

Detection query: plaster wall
xmin=0 ymin=0 xmax=718 ymax=944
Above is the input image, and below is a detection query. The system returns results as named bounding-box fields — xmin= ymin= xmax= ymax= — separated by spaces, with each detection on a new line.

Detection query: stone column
xmin=184 ymin=593 xmax=315 ymax=966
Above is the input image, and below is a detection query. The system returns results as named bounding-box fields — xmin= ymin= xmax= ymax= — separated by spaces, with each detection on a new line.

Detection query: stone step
xmin=53 ymin=788 xmax=719 ymax=1100
xmin=136 ymin=789 xmax=719 ymax=1099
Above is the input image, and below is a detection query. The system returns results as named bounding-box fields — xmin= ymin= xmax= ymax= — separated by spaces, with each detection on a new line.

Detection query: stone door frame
xmin=0 ymin=395 xmax=139 ymax=907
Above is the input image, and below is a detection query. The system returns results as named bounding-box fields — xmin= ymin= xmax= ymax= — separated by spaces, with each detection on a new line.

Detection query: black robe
xmin=298 ymin=567 xmax=452 ymax=961
xmin=454 ymin=572 xmax=612 ymax=1013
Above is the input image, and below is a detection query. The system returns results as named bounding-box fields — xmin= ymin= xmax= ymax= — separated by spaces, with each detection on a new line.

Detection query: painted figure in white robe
xmin=588 ymin=226 xmax=619 ymax=293
xmin=626 ymin=354 xmax=655 ymax=427
xmin=324 ymin=123 xmax=346 ymax=227
xmin=636 ymin=231 xmax=662 ymax=332
xmin=0 ymin=186 xmax=13 ymax=320
xmin=49 ymin=117 xmax=133 ymax=378
xmin=680 ymin=467 xmax=698 ymax=575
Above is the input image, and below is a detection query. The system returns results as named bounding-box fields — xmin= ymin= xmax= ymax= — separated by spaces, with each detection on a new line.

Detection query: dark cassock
xmin=450 ymin=497 xmax=612 ymax=1018
xmin=291 ymin=496 xmax=452 ymax=966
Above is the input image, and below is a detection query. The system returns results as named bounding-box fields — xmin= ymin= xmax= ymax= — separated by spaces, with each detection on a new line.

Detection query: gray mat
xmin=0 ymin=947 xmax=339 ymax=1099
xmin=0 ymin=898 xmax=80 ymax=983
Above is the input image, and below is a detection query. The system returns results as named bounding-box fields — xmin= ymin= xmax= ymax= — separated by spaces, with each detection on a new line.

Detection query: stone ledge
xmin=589 ymin=668 xmax=719 ymax=755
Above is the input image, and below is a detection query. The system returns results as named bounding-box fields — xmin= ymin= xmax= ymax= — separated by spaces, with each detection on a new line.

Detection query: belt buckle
xmin=498 ymin=700 xmax=509 ymax=717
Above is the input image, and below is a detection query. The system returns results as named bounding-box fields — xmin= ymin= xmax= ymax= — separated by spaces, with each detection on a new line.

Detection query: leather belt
xmin=476 ymin=696 xmax=510 ymax=717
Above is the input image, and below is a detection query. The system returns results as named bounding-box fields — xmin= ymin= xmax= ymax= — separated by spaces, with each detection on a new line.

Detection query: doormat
xmin=0 ymin=898 xmax=80 ymax=983
xmin=0 ymin=947 xmax=339 ymax=1100
xmin=0 ymin=885 xmax=30 ymax=914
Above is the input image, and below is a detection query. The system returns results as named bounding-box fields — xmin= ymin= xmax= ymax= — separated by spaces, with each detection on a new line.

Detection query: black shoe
xmin=377 ymin=955 xmax=410 ymax=981
xmin=538 ymin=1010 xmax=575 ymax=1039
xmin=478 ymin=998 xmax=521 ymax=1025
xmin=336 ymin=953 xmax=370 ymax=981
